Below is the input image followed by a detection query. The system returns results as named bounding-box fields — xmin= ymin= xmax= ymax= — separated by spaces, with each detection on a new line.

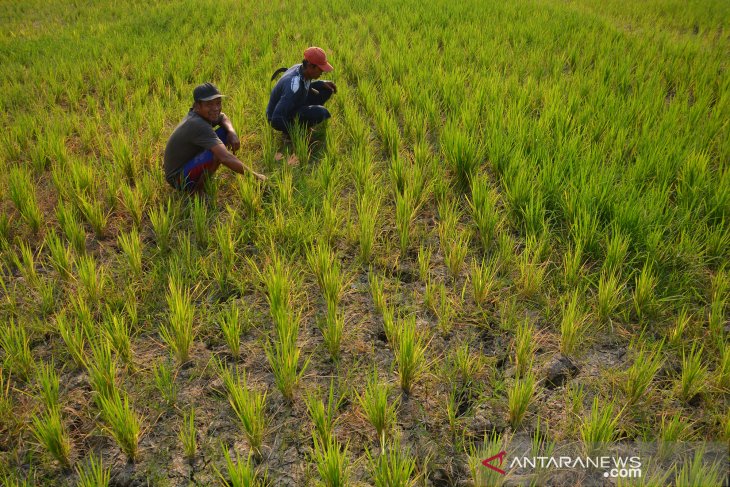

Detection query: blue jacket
xmin=266 ymin=64 xmax=311 ymax=128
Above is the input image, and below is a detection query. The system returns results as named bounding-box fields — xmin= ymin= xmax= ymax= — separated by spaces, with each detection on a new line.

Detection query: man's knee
xmin=297 ymin=106 xmax=330 ymax=126
xmin=269 ymin=118 xmax=289 ymax=133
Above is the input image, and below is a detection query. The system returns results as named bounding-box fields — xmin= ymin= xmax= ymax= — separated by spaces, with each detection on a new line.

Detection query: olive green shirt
xmin=163 ymin=110 xmax=221 ymax=179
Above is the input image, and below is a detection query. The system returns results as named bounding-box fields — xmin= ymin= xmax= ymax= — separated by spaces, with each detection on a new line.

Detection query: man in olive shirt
xmin=164 ymin=83 xmax=266 ymax=192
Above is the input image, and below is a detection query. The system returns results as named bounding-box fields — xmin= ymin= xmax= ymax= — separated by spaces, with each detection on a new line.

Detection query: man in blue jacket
xmin=266 ymin=47 xmax=337 ymax=136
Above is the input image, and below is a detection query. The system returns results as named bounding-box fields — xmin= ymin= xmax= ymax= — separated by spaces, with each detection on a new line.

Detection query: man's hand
xmin=323 ymin=81 xmax=337 ymax=93
xmin=228 ymin=132 xmax=241 ymax=152
xmin=253 ymin=171 xmax=267 ymax=181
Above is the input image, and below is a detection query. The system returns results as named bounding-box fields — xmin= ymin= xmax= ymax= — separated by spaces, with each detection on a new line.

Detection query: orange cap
xmin=304 ymin=46 xmax=333 ymax=72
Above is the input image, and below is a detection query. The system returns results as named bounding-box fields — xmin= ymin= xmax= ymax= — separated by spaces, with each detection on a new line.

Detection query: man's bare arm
xmin=210 ymin=144 xmax=266 ymax=180
xmin=216 ymin=113 xmax=240 ymax=152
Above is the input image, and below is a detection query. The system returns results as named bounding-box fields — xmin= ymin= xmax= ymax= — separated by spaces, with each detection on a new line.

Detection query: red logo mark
xmin=482 ymin=451 xmax=507 ymax=475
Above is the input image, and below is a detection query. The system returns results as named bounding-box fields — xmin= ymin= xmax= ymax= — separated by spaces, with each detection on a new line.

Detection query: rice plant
xmin=632 ymin=261 xmax=658 ymax=320
xmin=189 ymin=197 xmax=209 ymax=249
xmin=581 ymin=397 xmax=620 ymax=455
xmin=305 ymin=380 xmax=342 ymax=445
xmin=442 ymin=123 xmax=479 ymax=192
xmin=467 ymin=431 xmax=504 ymax=487
xmin=718 ymin=344 xmax=730 ymax=390
xmin=435 ymin=282 xmax=455 ymax=335
xmin=356 ymin=184 xmax=381 ymax=263
xmin=442 ymin=227 xmax=470 ymax=281
xmin=367 ymin=436 xmax=417 ymax=487
xmin=438 ymin=197 xmax=460 ymax=236
xmin=678 ymin=343 xmax=707 ymax=402
xmin=46 ymin=231 xmax=73 ymax=280
xmin=395 ymin=186 xmax=419 ymax=255
xmin=35 ymin=361 xmax=59 ymax=412
xmin=0 ymin=319 xmax=35 ymax=381
xmin=521 ymin=192 xmax=548 ymax=239
xmin=76 ymin=254 xmax=105 ymax=305
xmin=119 ymin=183 xmax=144 ymax=228
xmin=513 ymin=319 xmax=536 ymax=376
xmin=149 ymin=200 xmax=176 ymax=253
xmin=447 ymin=343 xmax=483 ymax=389
xmin=235 ymin=174 xmax=263 ymax=216
xmin=56 ymin=312 xmax=86 ymax=369
xmin=658 ymin=412 xmax=694 ymax=459
xmin=0 ymin=373 xmax=12 ymax=430
xmin=312 ymin=436 xmax=350 ymax=487
xmin=265 ymin=314 xmax=308 ymax=401
xmin=623 ymin=342 xmax=664 ymax=405
xmin=8 ymin=165 xmax=43 ymax=234
xmin=0 ymin=214 xmax=9 ymax=249
xmin=56 ymin=200 xmax=86 ymax=254
xmin=563 ymin=243 xmax=583 ymax=288
xmin=395 ymin=316 xmax=428 ymax=394
xmin=668 ymin=307 xmax=691 ymax=347
xmin=603 ymin=230 xmax=630 ymax=275
xmin=469 ymin=176 xmax=501 ymax=249
xmin=117 ymin=228 xmax=142 ymax=278
xmin=516 ymin=241 xmax=548 ymax=299
xmin=31 ymin=408 xmax=71 ymax=468
xmin=417 ymin=244 xmax=432 ymax=283
xmin=369 ymin=271 xmax=386 ymax=315
xmin=102 ymin=311 xmax=133 ymax=368
xmin=69 ymin=294 xmax=94 ymax=336
xmin=75 ymin=193 xmax=109 ymax=239
xmin=530 ymin=417 xmax=556 ymax=482
xmin=179 ymin=407 xmax=197 ymax=462
xmin=289 ymin=119 xmax=311 ymax=164
xmin=12 ymin=241 xmax=39 ymax=288
xmin=153 ymin=360 xmax=178 ymax=406
xmin=97 ymin=389 xmax=140 ymax=462
xmin=351 ymin=143 xmax=375 ymax=193
xmin=160 ymin=276 xmax=195 ymax=364
xmin=375 ymin=110 xmax=400 ymax=158
xmin=389 ymin=154 xmax=407 ymax=196
xmin=708 ymin=291 xmax=726 ymax=337
xmin=597 ymin=271 xmax=624 ymax=323
xmin=215 ymin=446 xmax=260 ymax=487
xmin=319 ymin=190 xmax=341 ymax=244
xmin=75 ymin=454 xmax=111 ymax=487
xmin=508 ymin=372 xmax=535 ymax=429
xmin=219 ymin=365 xmax=266 ymax=456
xmin=86 ymin=338 xmax=118 ymax=405
xmin=306 ymin=241 xmax=344 ymax=308
xmin=357 ymin=370 xmax=399 ymax=439
xmin=259 ymin=252 xmax=291 ymax=319
xmin=214 ymin=218 xmax=238 ymax=284
xmin=560 ymin=290 xmax=588 ymax=357
xmin=218 ymin=305 xmax=242 ymax=359
xmin=674 ymin=446 xmax=726 ymax=487
xmin=320 ymin=302 xmax=345 ymax=361
xmin=470 ymin=257 xmax=499 ymax=307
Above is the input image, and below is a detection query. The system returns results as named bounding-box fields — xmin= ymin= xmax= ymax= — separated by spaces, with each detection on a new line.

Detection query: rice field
xmin=1 ymin=0 xmax=729 ymax=485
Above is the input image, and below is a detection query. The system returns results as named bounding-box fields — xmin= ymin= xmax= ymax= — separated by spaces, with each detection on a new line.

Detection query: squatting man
xmin=164 ymin=82 xmax=267 ymax=192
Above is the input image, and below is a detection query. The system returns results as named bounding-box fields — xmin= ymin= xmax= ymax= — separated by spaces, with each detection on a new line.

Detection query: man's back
xmin=266 ymin=64 xmax=310 ymax=125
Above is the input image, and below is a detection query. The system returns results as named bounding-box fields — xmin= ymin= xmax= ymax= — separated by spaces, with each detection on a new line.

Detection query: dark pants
xmin=271 ymin=81 xmax=333 ymax=133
